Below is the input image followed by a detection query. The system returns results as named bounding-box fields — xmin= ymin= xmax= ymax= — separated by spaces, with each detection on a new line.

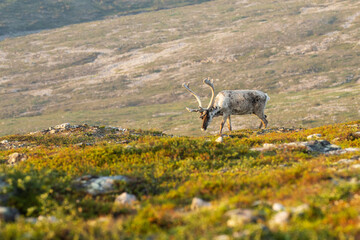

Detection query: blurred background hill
xmin=0 ymin=0 xmax=360 ymax=136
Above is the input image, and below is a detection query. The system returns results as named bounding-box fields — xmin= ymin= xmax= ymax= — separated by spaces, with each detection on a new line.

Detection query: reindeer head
xmin=183 ymin=78 xmax=215 ymax=131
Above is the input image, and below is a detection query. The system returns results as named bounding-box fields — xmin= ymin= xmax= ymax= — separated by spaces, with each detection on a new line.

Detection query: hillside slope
xmin=0 ymin=121 xmax=359 ymax=239
xmin=1 ymin=0 xmax=360 ymax=136
xmin=0 ymin=0 xmax=210 ymax=38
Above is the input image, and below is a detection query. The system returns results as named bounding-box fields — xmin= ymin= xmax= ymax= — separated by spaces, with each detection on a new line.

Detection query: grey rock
xmin=8 ymin=153 xmax=28 ymax=165
xmin=215 ymin=136 xmax=223 ymax=143
xmin=336 ymin=159 xmax=355 ymax=165
xmin=115 ymin=192 xmax=137 ymax=205
xmin=0 ymin=206 xmax=19 ymax=222
xmin=54 ymin=123 xmax=71 ymax=130
xmin=190 ymin=197 xmax=211 ymax=210
xmin=269 ymin=211 xmax=290 ymax=228
xmin=291 ymin=204 xmax=310 ymax=215
xmin=305 ymin=140 xmax=341 ymax=153
xmin=214 ymin=235 xmax=230 ymax=240
xmin=226 ymin=209 xmax=257 ymax=227
xmin=344 ymin=148 xmax=360 ymax=153
xmin=351 ymin=164 xmax=360 ymax=169
xmin=233 ymin=230 xmax=251 ymax=239
xmin=272 ymin=203 xmax=285 ymax=211
xmin=26 ymin=215 xmax=58 ymax=224
xmin=73 ymin=175 xmax=128 ymax=195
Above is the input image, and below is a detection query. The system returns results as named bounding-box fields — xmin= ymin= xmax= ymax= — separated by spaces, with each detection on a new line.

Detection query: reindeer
xmin=183 ymin=78 xmax=270 ymax=135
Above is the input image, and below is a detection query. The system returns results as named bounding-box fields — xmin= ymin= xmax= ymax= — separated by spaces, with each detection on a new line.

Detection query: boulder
xmin=190 ymin=197 xmax=211 ymax=210
xmin=7 ymin=153 xmax=28 ymax=165
xmin=73 ymin=175 xmax=129 ymax=195
xmin=115 ymin=192 xmax=137 ymax=205
xmin=305 ymin=140 xmax=341 ymax=153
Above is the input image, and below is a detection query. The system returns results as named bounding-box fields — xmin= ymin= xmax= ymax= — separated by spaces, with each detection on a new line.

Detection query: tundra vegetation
xmin=1 ymin=0 xmax=360 ymax=136
xmin=0 ymin=121 xmax=359 ymax=239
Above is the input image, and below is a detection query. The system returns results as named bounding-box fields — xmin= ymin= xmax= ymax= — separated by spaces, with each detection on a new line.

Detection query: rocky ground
xmin=0 ymin=121 xmax=359 ymax=239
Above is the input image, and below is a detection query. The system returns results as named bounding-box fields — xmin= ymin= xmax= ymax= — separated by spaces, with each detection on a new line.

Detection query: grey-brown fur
xmin=183 ymin=78 xmax=270 ymax=135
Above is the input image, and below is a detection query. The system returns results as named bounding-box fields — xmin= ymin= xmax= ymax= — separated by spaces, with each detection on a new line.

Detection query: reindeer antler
xmin=203 ymin=77 xmax=215 ymax=109
xmin=182 ymin=82 xmax=206 ymax=112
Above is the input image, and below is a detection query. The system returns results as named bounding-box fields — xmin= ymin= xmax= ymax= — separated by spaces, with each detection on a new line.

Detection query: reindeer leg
xmin=219 ymin=115 xmax=228 ymax=136
xmin=227 ymin=116 xmax=232 ymax=133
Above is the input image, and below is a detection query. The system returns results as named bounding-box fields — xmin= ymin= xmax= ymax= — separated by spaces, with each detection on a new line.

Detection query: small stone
xmin=0 ymin=206 xmax=19 ymax=222
xmin=345 ymin=148 xmax=360 ymax=153
xmin=8 ymin=153 xmax=28 ymax=165
xmin=272 ymin=203 xmax=285 ymax=211
xmin=225 ymin=209 xmax=257 ymax=227
xmin=269 ymin=211 xmax=290 ymax=228
xmin=351 ymin=164 xmax=360 ymax=169
xmin=291 ymin=204 xmax=310 ymax=215
xmin=336 ymin=159 xmax=355 ymax=165
xmin=263 ymin=143 xmax=276 ymax=150
xmin=214 ymin=235 xmax=230 ymax=240
xmin=190 ymin=197 xmax=211 ymax=210
xmin=1 ymin=140 xmax=8 ymax=144
xmin=54 ymin=123 xmax=71 ymax=130
xmin=215 ymin=136 xmax=223 ymax=143
xmin=349 ymin=178 xmax=359 ymax=184
xmin=115 ymin=192 xmax=137 ymax=205
xmin=37 ymin=215 xmax=58 ymax=223
xmin=252 ymin=200 xmax=270 ymax=207
xmin=307 ymin=134 xmax=321 ymax=140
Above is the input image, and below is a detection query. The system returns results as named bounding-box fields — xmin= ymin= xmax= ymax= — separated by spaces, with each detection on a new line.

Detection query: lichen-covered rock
xmin=7 ymin=152 xmax=28 ymax=165
xmin=190 ymin=197 xmax=211 ymax=210
xmin=0 ymin=206 xmax=19 ymax=222
xmin=73 ymin=175 xmax=128 ymax=195
xmin=115 ymin=192 xmax=137 ymax=205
